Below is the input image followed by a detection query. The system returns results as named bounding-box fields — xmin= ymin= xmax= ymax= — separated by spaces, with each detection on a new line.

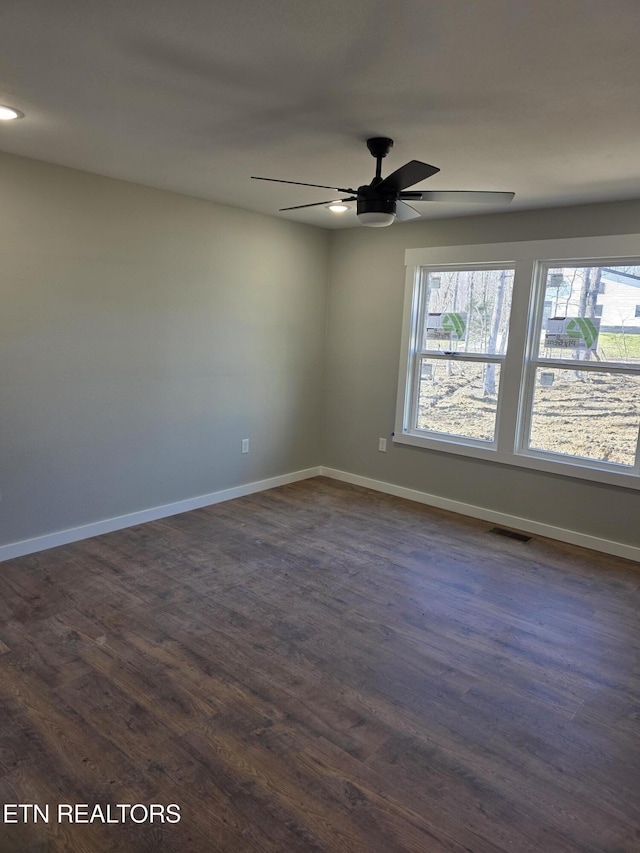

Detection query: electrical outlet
xmin=378 ymin=437 xmax=387 ymax=452
xmin=241 ymin=438 xmax=249 ymax=454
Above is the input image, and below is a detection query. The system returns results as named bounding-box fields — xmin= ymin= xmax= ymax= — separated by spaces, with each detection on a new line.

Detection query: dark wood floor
xmin=0 ymin=477 xmax=639 ymax=852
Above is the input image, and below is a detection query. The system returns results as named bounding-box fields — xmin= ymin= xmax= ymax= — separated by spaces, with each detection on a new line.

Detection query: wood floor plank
xmin=0 ymin=476 xmax=639 ymax=851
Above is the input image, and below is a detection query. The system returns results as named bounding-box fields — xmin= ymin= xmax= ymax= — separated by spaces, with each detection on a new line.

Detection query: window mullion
xmin=495 ymin=258 xmax=536 ymax=454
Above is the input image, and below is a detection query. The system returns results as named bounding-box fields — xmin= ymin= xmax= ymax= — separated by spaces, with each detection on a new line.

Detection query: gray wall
xmin=2 ymin=149 xmax=640 ymax=553
xmin=324 ymin=202 xmax=640 ymax=548
xmin=0 ymin=153 xmax=329 ymax=546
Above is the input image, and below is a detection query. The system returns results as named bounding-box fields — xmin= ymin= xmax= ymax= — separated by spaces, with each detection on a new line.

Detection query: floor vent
xmin=489 ymin=527 xmax=532 ymax=543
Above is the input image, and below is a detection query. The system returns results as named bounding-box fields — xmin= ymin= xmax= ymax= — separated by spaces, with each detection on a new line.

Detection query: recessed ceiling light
xmin=327 ymin=203 xmax=349 ymax=213
xmin=0 ymin=105 xmax=24 ymax=121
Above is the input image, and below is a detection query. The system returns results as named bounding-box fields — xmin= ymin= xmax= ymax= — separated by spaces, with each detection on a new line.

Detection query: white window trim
xmin=395 ymin=234 xmax=640 ymax=490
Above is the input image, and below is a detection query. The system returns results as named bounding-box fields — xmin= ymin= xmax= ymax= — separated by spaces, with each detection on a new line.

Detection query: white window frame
xmin=395 ymin=234 xmax=640 ymax=490
xmin=404 ymin=262 xmax=514 ymax=451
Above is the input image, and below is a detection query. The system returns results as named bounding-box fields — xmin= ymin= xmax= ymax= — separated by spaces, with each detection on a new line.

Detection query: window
xmin=522 ymin=264 xmax=640 ymax=468
xmin=396 ymin=235 xmax=640 ymax=488
xmin=409 ymin=266 xmax=514 ymax=445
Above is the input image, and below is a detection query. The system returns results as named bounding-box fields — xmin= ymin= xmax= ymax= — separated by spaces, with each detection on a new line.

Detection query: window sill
xmin=393 ymin=431 xmax=640 ymax=490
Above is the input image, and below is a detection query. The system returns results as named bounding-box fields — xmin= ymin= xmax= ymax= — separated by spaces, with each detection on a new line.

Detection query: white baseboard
xmin=3 ymin=464 xmax=638 ymax=564
xmin=319 ymin=467 xmax=640 ymax=563
xmin=0 ymin=467 xmax=322 ymax=562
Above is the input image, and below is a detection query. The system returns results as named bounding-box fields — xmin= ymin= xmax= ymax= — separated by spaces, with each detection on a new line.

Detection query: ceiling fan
xmin=252 ymin=137 xmax=514 ymax=227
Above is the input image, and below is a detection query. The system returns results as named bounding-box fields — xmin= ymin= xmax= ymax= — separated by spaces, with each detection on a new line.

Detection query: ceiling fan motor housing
xmin=356 ymin=184 xmax=397 ymax=217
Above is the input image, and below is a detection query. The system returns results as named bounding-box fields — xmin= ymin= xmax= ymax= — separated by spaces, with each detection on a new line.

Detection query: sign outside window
xmin=426 ymin=312 xmax=468 ymax=341
xmin=544 ymin=317 xmax=601 ymax=350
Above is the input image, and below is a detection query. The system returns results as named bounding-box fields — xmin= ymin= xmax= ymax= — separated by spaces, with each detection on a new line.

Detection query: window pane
xmin=422 ymin=268 xmax=513 ymax=354
xmin=528 ymin=368 xmax=640 ymax=466
xmin=537 ymin=265 xmax=640 ymax=364
xmin=416 ymin=359 xmax=501 ymax=442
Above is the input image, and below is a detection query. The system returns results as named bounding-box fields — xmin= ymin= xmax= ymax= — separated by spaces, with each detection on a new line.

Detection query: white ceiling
xmin=1 ymin=0 xmax=640 ymax=229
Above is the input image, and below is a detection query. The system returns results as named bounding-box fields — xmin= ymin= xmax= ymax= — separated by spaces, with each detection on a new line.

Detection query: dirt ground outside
xmin=417 ymin=363 xmax=640 ymax=467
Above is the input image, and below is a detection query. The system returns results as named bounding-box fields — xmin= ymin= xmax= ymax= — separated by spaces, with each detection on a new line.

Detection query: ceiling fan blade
xmin=400 ymin=190 xmax=515 ymax=204
xmin=279 ymin=197 xmax=356 ymax=212
xmin=377 ymin=160 xmax=440 ymax=193
xmin=252 ymin=176 xmax=358 ymax=195
xmin=395 ymin=200 xmax=421 ymax=222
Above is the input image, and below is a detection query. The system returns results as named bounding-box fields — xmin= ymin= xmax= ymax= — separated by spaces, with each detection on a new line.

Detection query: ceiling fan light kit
xmin=252 ymin=137 xmax=514 ymax=227
xmin=357 ymin=210 xmax=396 ymax=227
